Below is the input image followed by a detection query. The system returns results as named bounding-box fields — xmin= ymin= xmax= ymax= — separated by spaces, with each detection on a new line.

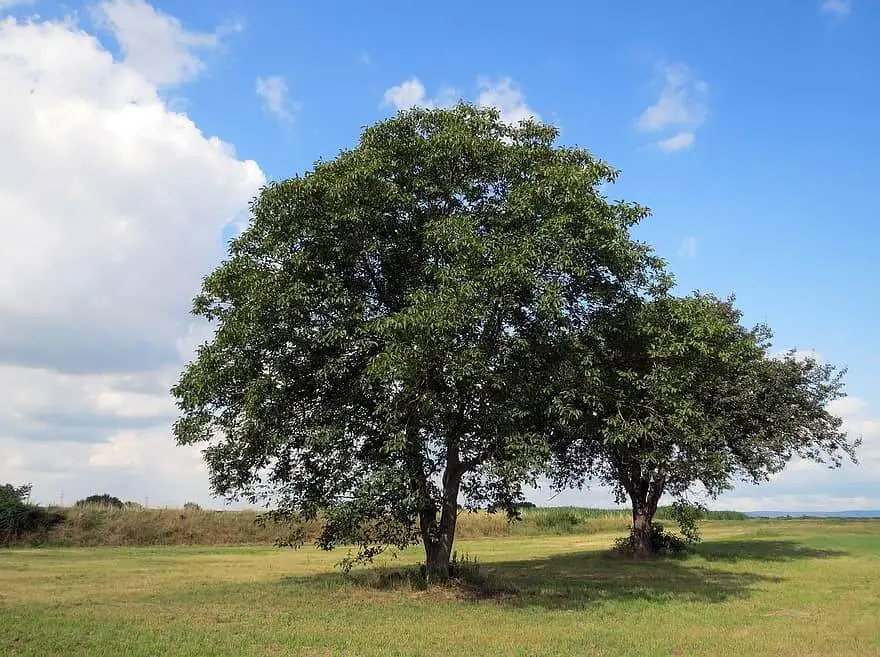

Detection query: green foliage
xmin=75 ymin=494 xmax=124 ymax=508
xmin=0 ymin=483 xmax=31 ymax=508
xmin=529 ymin=507 xmax=592 ymax=532
xmin=653 ymin=506 xmax=748 ymax=521
xmin=183 ymin=502 xmax=201 ymax=511
xmin=550 ymin=293 xmax=858 ymax=554
xmin=511 ymin=506 xmax=746 ymax=536
xmin=0 ymin=483 xmax=63 ymax=544
xmin=172 ymin=103 xmax=663 ymax=573
xmin=670 ymin=500 xmax=705 ymax=544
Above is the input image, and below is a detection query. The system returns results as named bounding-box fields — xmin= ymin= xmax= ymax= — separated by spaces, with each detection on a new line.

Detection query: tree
xmin=75 ymin=494 xmax=124 ymax=508
xmin=172 ymin=104 xmax=663 ymax=579
xmin=0 ymin=483 xmax=31 ymax=508
xmin=1 ymin=483 xmax=63 ymax=544
xmin=549 ymin=293 xmax=859 ymax=556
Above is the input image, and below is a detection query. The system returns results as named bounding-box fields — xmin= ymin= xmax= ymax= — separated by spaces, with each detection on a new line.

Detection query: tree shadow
xmin=695 ymin=539 xmax=848 ymax=563
xmin=280 ymin=538 xmax=847 ymax=611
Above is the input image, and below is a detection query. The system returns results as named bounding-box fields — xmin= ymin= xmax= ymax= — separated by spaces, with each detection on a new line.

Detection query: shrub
xmin=0 ymin=483 xmax=31 ymax=507
xmin=0 ymin=483 xmax=64 ymax=544
xmin=75 ymin=494 xmax=124 ymax=508
xmin=183 ymin=502 xmax=201 ymax=511
xmin=612 ymin=523 xmax=690 ymax=557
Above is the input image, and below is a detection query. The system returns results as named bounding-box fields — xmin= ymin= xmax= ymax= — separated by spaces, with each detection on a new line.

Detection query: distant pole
xmin=60 ymin=490 xmax=64 ymax=507
xmin=144 ymin=496 xmax=149 ymax=508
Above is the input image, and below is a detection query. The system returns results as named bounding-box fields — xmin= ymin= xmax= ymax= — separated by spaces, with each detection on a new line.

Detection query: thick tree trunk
xmin=420 ymin=468 xmax=462 ymax=581
xmin=423 ymin=528 xmax=453 ymax=580
xmin=630 ymin=501 xmax=654 ymax=557
xmin=627 ymin=473 xmax=665 ymax=557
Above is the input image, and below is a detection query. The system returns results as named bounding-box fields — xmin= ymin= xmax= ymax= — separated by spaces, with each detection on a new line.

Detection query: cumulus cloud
xmin=0 ymin=11 xmax=263 ymax=506
xmin=382 ymin=76 xmax=536 ymax=124
xmin=383 ymin=77 xmax=427 ymax=109
xmin=820 ymin=0 xmax=852 ymax=17
xmin=93 ymin=0 xmax=240 ymax=87
xmin=638 ymin=63 xmax=708 ymax=152
xmin=382 ymin=77 xmax=458 ymax=110
xmin=476 ymin=77 xmax=538 ymax=124
xmin=2 ymin=430 xmax=208 ymax=506
xmin=255 ymin=74 xmax=296 ymax=122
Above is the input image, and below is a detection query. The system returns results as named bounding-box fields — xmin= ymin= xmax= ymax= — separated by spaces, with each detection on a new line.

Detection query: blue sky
xmin=0 ymin=0 xmax=876 ymax=511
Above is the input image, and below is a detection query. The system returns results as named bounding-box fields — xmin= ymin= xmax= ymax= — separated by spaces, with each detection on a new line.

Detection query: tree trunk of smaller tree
xmin=420 ymin=467 xmax=462 ymax=582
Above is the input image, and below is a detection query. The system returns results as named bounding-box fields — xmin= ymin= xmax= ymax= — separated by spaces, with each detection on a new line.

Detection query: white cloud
xmin=382 ymin=77 xmax=460 ymax=111
xmin=476 ymin=77 xmax=538 ymax=124
xmin=0 ymin=11 xmax=263 ymax=506
xmin=2 ymin=431 xmax=210 ymax=506
xmin=658 ymin=131 xmax=695 ymax=152
xmin=382 ymin=76 xmax=535 ymax=124
xmin=829 ymin=396 xmax=868 ymax=417
xmin=358 ymin=51 xmax=371 ymax=66
xmin=847 ymin=418 xmax=880 ymax=439
xmin=255 ymin=75 xmax=295 ymax=122
xmin=638 ymin=64 xmax=708 ymax=131
xmin=383 ymin=77 xmax=430 ymax=110
xmin=93 ymin=0 xmax=239 ymax=87
xmin=821 ymin=0 xmax=852 ymax=16
xmin=0 ymin=0 xmax=34 ymax=9
xmin=678 ymin=236 xmax=698 ymax=258
xmin=718 ymin=494 xmax=880 ymax=513
xmin=772 ymin=348 xmax=822 ymax=363
xmin=638 ymin=63 xmax=708 ymax=152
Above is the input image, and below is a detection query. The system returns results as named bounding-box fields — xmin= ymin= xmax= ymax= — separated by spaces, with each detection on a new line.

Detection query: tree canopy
xmin=75 ymin=494 xmax=124 ymax=509
xmin=171 ymin=104 xmax=664 ymax=577
xmin=1 ymin=483 xmax=62 ymax=543
xmin=549 ymin=293 xmax=859 ymax=555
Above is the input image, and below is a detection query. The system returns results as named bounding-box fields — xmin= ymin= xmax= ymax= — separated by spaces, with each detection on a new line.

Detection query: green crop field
xmin=2 ymin=519 xmax=879 ymax=657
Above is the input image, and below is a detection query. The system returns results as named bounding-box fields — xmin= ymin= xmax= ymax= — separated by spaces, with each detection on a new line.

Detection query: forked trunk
xmin=627 ymin=473 xmax=665 ymax=557
xmin=423 ymin=529 xmax=454 ymax=580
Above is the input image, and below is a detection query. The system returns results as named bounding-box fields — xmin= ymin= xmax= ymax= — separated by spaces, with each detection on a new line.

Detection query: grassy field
xmin=2 ymin=519 xmax=879 ymax=656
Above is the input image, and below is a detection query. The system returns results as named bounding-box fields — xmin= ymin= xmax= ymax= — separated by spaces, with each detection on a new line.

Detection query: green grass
xmin=2 ymin=519 xmax=879 ymax=656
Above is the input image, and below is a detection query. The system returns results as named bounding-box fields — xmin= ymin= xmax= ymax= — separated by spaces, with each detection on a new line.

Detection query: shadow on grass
xmin=279 ymin=539 xmax=847 ymax=610
xmin=695 ymin=540 xmax=848 ymax=563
